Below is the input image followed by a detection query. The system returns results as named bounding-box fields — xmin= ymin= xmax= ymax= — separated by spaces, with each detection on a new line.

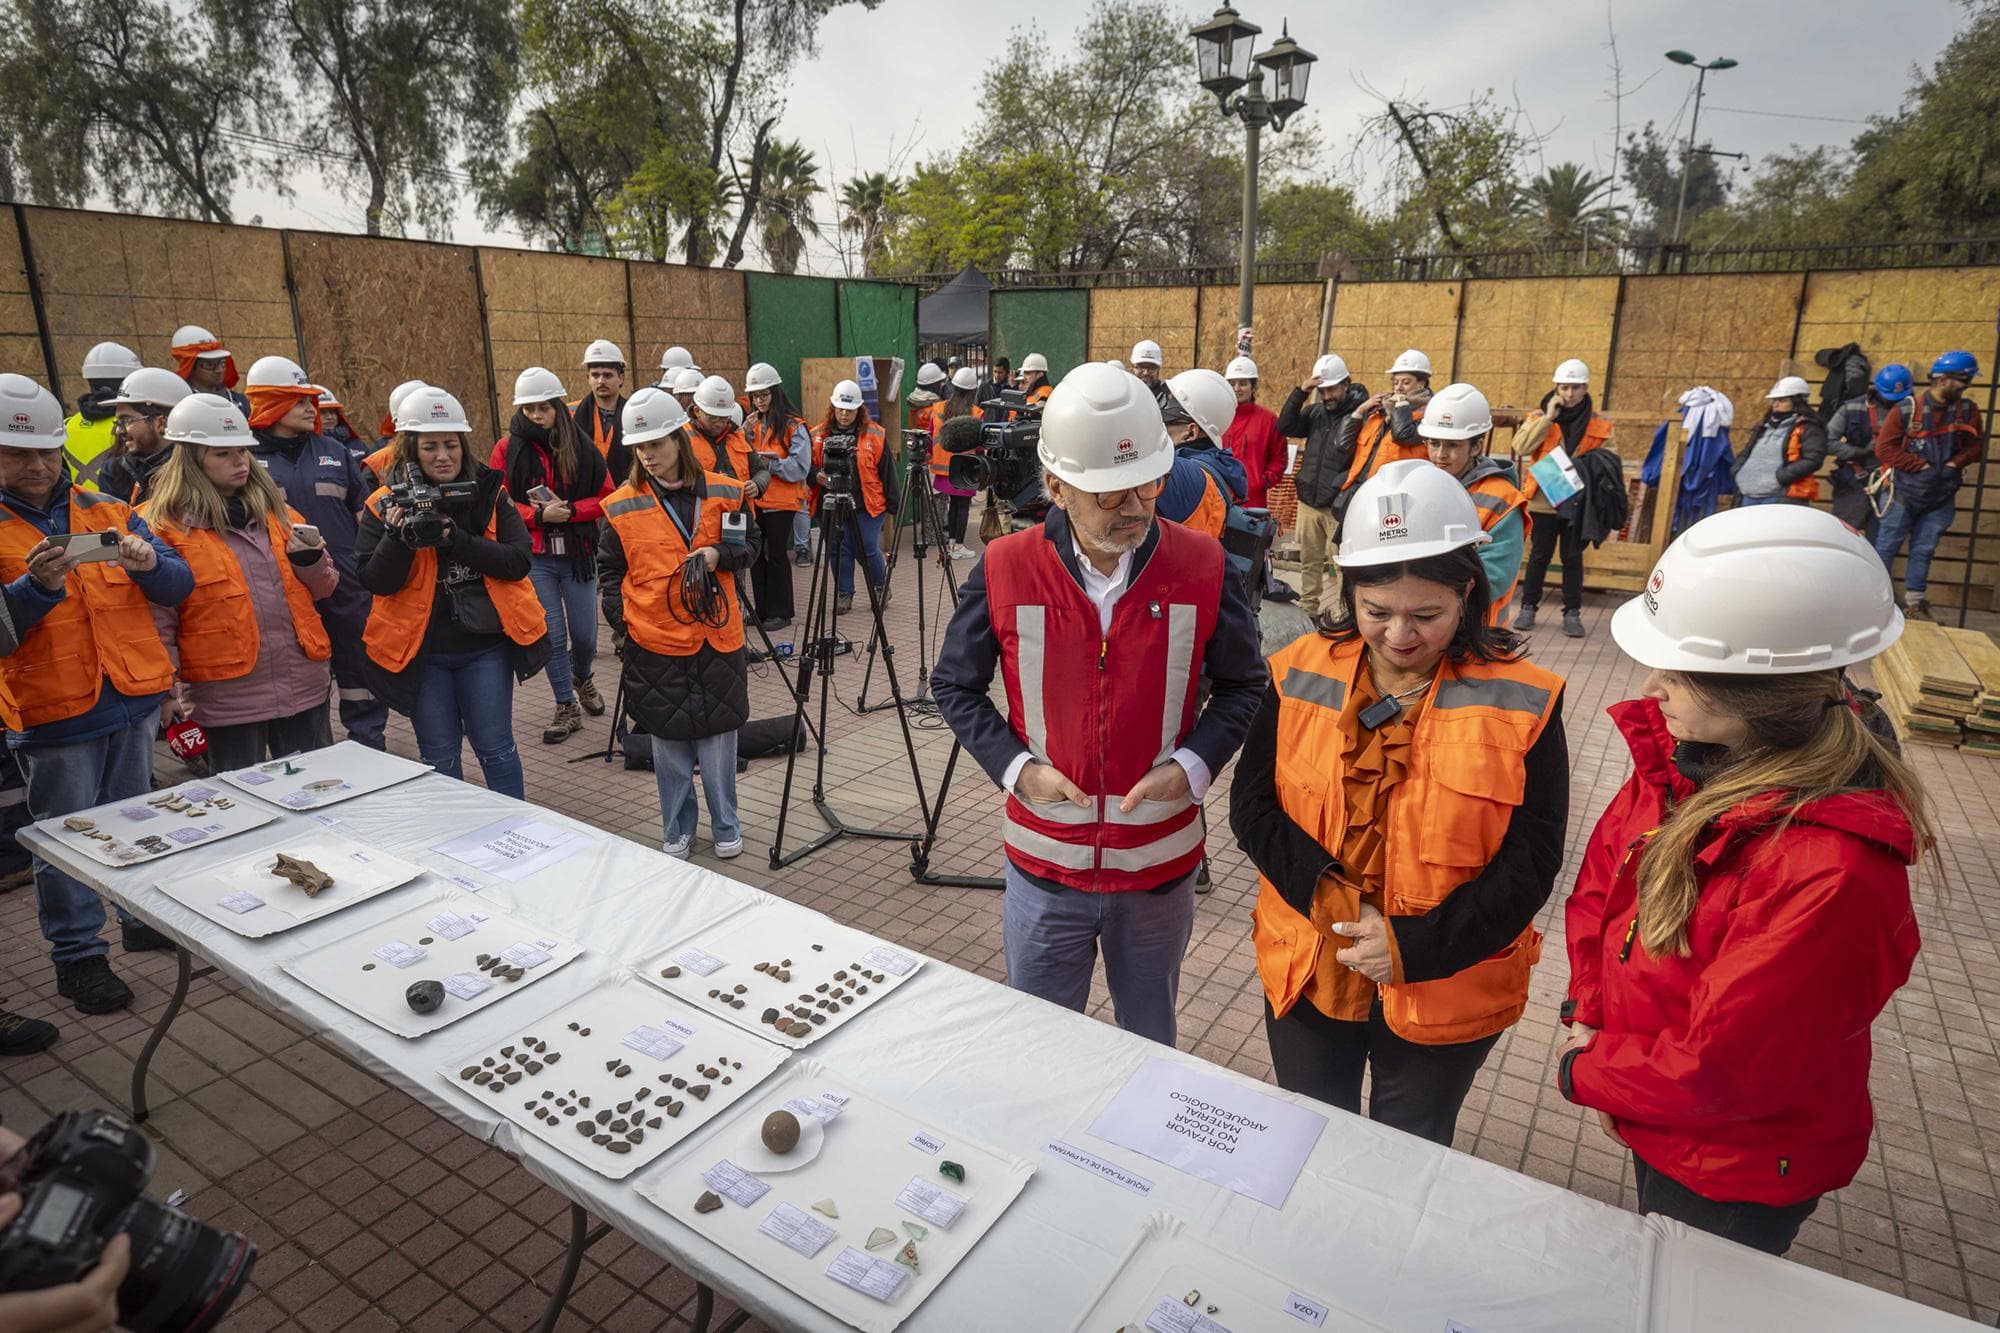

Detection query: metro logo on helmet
xmin=1113 ymin=437 xmax=1138 ymax=461
xmin=8 ymin=413 xmax=28 ymax=429
xmin=1644 ymin=567 xmax=1666 ymax=615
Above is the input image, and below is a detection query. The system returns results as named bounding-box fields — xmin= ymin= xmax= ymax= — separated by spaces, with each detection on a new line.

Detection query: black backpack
xmin=1813 ymin=343 xmax=1872 ymax=423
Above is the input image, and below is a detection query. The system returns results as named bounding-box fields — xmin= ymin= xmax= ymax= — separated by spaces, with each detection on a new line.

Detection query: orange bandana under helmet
xmin=171 ymin=339 xmax=239 ymax=389
xmin=246 ymin=384 xmax=322 ymax=432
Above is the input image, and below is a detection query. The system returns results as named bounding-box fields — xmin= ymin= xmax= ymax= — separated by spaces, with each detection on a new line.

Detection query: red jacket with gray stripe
xmin=931 ymin=509 xmax=1265 ymax=892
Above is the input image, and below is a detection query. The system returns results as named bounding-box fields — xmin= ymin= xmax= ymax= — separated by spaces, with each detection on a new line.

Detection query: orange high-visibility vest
xmin=1180 ymin=469 xmax=1227 ymax=539
xmin=140 ymin=504 xmax=331 ymax=682
xmin=1782 ymin=421 xmax=1821 ymax=501
xmin=749 ymin=412 xmax=808 ymax=513
xmin=1517 ymin=412 xmax=1613 ymax=504
xmin=812 ymin=423 xmax=888 ymax=517
xmin=692 ymin=427 xmax=757 ymax=494
xmin=0 ymin=492 xmax=176 ymax=729
xmin=1343 ymin=404 xmax=1430 ymax=488
xmin=1251 ymin=633 xmax=1562 ymax=1045
xmin=602 ymin=473 xmax=747 ymax=656
xmin=1464 ymin=470 xmax=1530 ymax=626
xmin=359 ymin=489 xmax=547 ymax=672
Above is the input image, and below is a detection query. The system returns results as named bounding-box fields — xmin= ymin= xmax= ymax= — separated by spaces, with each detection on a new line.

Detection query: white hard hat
xmin=0 ymin=374 xmax=66 ymax=449
xmin=1130 ymin=339 xmax=1164 ymax=367
xmin=387 ymin=379 xmax=429 ymax=421
xmin=1019 ymin=353 xmax=1049 ymax=376
xmin=659 ymin=345 xmax=695 ymax=373
xmin=244 ymin=355 xmax=318 ymax=390
xmin=1766 ymin=375 xmax=1812 ymax=400
xmin=170 ymin=326 xmax=227 ymax=357
xmin=512 ymin=366 xmax=566 ymax=406
xmin=1107 ymin=358 xmax=1126 ymax=372
xmin=107 ymin=367 xmax=193 ymax=411
xmin=1553 ymin=358 xmax=1590 ymax=385
xmin=1336 ymin=459 xmax=1491 ymax=568
xmin=1312 ymin=353 xmax=1350 ymax=383
xmin=916 ymin=363 xmax=947 ymax=387
xmin=829 ymin=380 xmax=865 ymax=411
xmin=1037 ymin=361 xmax=1173 ymax=492
xmin=316 ymin=388 xmax=341 ymax=409
xmin=622 ymin=386 xmax=689 ymax=444
xmin=1386 ymin=348 xmax=1433 ymax=377
xmin=1224 ymin=355 xmax=1259 ymax=382
xmin=1165 ymin=368 xmax=1237 ymax=449
xmin=671 ymin=368 xmax=704 ymax=394
xmin=725 ymin=402 xmax=744 ymax=428
xmin=1612 ymin=505 xmax=1902 ymax=674
xmin=744 ymin=363 xmax=782 ymax=393
xmin=394 ymin=386 xmax=471 ymax=434
xmin=81 ymin=342 xmax=142 ymax=381
xmin=950 ymin=366 xmax=981 ymax=391
xmin=693 ymin=375 xmax=737 ymax=416
xmin=582 ymin=339 xmax=626 ymax=367
xmin=1418 ymin=383 xmax=1494 ymax=441
xmin=163 ymin=392 xmax=256 ymax=448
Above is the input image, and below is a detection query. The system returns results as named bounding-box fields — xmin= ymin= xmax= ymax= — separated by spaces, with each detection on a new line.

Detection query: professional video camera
xmin=388 ymin=462 xmax=476 ymax=549
xmin=818 ymin=431 xmax=859 ymax=502
xmin=937 ymin=389 xmax=1048 ymax=531
xmin=0 ymin=1109 xmax=256 ymax=1332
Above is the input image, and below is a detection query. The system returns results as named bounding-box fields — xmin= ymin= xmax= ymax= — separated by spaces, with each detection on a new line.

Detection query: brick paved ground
xmin=2 ymin=518 xmax=1998 ymax=1329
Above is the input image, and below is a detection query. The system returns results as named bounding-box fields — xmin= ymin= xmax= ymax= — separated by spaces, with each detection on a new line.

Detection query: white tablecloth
xmin=22 ymin=766 xmax=1980 ymax=1332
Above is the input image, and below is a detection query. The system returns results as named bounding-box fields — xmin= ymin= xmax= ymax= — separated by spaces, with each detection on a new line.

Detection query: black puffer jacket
xmin=597 ymin=475 xmax=758 ymax=743
xmin=1279 ymin=380 xmax=1370 ymax=510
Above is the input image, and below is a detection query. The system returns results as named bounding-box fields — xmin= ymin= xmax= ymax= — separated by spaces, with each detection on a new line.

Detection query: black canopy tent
xmin=917 ymin=264 xmax=991 ymax=348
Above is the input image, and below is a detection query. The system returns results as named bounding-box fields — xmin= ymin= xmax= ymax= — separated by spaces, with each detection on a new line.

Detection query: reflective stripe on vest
xmin=360 ymin=488 xmax=547 ymax=672
xmin=1278 ymin=666 xmax=1345 ymax=710
xmin=1344 ymin=405 xmax=1429 ymax=487
xmin=752 ymin=415 xmax=807 ymax=512
xmin=1434 ymin=675 xmax=1551 ymax=715
xmin=603 ymin=474 xmax=746 ymax=657
xmin=0 ymin=493 xmax=176 ymax=729
xmin=141 ymin=504 xmax=332 ymax=682
xmin=63 ymin=414 xmax=119 ymax=491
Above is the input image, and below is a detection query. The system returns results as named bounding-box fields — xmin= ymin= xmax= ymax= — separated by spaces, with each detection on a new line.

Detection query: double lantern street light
xmin=1190 ymin=3 xmax=1317 ymax=329
xmin=1665 ymin=49 xmax=1739 ymax=247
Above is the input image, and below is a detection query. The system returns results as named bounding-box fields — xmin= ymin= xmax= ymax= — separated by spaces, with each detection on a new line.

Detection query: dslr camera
xmin=818 ymin=432 xmax=859 ymax=503
xmin=0 ymin=1109 xmax=256 ymax=1332
xmin=388 ymin=462 xmax=476 ymax=549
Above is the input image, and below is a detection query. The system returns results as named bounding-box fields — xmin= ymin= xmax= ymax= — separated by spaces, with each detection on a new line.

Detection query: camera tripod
xmin=855 ymin=444 xmax=964 ymax=713
xmin=770 ymin=489 xmax=932 ymax=869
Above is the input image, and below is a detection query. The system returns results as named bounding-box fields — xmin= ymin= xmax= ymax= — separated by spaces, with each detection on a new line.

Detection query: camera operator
xmin=0 ymin=1123 xmax=126 ymax=1333
xmin=600 ymin=388 xmax=756 ymax=860
xmin=811 ymin=380 xmax=899 ymax=614
xmin=1017 ymin=353 xmax=1053 ymax=405
xmin=1156 ymin=368 xmax=1248 ymax=539
xmin=356 ymin=388 xmax=550 ymax=799
xmin=929 ymin=368 xmax=984 ymax=559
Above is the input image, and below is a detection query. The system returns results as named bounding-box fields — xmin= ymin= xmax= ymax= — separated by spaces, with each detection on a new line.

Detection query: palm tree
xmin=839 ymin=172 xmax=896 ymax=275
xmin=757 ymin=139 xmax=823 ymax=275
xmin=1518 ymin=163 xmax=1624 ymax=249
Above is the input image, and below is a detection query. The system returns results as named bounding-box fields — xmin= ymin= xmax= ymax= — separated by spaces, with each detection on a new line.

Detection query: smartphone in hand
xmin=527 ymin=485 xmax=559 ymax=504
xmin=55 ymin=531 xmax=121 ymax=564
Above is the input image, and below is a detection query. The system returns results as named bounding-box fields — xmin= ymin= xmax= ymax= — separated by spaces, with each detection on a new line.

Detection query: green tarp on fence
xmin=992 ymin=289 xmax=1088 ymax=381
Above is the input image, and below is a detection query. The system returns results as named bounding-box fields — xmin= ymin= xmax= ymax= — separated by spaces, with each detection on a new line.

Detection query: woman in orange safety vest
xmin=930 ymin=367 xmax=982 ymax=559
xmin=810 ymin=379 xmax=899 ymax=615
xmin=141 ymin=394 xmax=340 ymax=770
xmin=355 ymin=387 xmax=550 ymax=799
xmin=599 ymin=387 xmax=756 ymax=860
xmin=742 ymin=363 xmax=812 ymax=629
xmin=1229 ymin=458 xmax=1569 ymax=1147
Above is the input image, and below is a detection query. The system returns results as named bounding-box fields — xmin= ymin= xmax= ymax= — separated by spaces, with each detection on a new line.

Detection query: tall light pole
xmin=1666 ymin=49 xmax=1738 ymax=246
xmin=1190 ymin=6 xmax=1316 ymax=331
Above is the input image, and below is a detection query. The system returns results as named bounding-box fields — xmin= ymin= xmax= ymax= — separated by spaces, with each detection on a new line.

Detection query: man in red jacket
xmin=932 ymin=363 xmax=1265 ymax=1045
xmin=1222 ymin=355 xmax=1286 ymax=509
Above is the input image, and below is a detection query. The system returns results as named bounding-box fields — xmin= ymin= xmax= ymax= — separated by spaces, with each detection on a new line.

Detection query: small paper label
xmin=232 ymin=770 xmax=274 ymax=785
xmin=860 ymin=945 xmax=917 ymax=976
xmin=310 ymin=813 xmax=342 ymax=827
xmin=621 ymin=1025 xmax=685 ymax=1061
xmin=446 ymin=873 xmax=484 ymax=893
xmin=826 ymin=1247 xmax=909 ymax=1303
xmin=442 ymin=973 xmax=489 ymax=1000
xmin=1285 ymin=1292 xmax=1330 ymax=1327
xmin=701 ymin=1160 xmax=771 ymax=1208
xmin=783 ymin=1093 xmax=845 ymax=1125
xmin=671 ymin=947 xmax=726 ymax=976
xmin=1146 ymin=1297 xmax=1231 ymax=1333
xmin=533 ymin=937 xmax=561 ymax=951
xmin=280 ymin=790 xmax=317 ymax=809
xmin=425 ymin=911 xmax=477 ymax=941
xmin=182 ymin=785 xmax=218 ymax=801
xmin=165 ymin=827 xmax=208 ymax=845
xmin=218 ymin=892 xmax=264 ymax=914
xmin=659 ymin=1017 xmax=698 ymax=1041
xmin=373 ymin=941 xmax=426 ymax=968
xmin=908 ymin=1131 xmax=944 ymax=1155
xmin=758 ymin=1202 xmax=836 ymax=1258
xmin=1043 ymin=1139 xmax=1154 ymax=1195
xmin=119 ymin=806 xmax=157 ymax=822
xmin=892 ymin=1177 xmax=965 ymax=1230
xmin=501 ymin=941 xmax=552 ymax=968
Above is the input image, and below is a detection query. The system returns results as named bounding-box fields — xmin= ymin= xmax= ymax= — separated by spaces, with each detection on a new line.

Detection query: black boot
xmin=55 ymin=957 xmax=134 ymax=1015
xmin=122 ymin=919 xmax=176 ymax=952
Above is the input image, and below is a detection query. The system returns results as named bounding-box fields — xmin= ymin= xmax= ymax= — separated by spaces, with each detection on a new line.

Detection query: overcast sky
xmin=214 ymin=0 xmax=1971 ymax=274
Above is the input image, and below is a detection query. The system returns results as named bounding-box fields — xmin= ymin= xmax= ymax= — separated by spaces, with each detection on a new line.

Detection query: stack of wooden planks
xmin=1871 ymin=621 xmax=2000 ymax=754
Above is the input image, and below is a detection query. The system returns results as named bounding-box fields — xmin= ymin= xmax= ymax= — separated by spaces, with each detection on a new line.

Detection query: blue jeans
xmin=652 ymin=731 xmax=740 ymax=847
xmin=1874 ymin=497 xmax=1956 ymax=595
xmin=1001 ymin=862 xmax=1197 ymax=1046
xmin=527 ymin=554 xmax=600 ymax=704
xmin=791 ymin=510 xmax=811 ymax=556
xmin=1736 ymin=494 xmax=1791 ymax=507
xmin=832 ymin=510 xmax=888 ymax=597
xmin=412 ymin=646 xmax=525 ymax=799
xmin=14 ymin=719 xmax=150 ymax=964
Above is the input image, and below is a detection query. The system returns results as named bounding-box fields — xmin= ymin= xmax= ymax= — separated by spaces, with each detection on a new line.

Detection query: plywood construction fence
xmin=478 ymin=247 xmax=629 ymax=424
xmin=1326 ymin=280 xmax=1462 ymax=391
xmin=0 ymin=216 xmax=43 ymax=386
xmin=1198 ymin=282 xmax=1322 ymax=392
xmin=1087 ymin=286 xmax=1198 ymax=371
xmin=1455 ymin=277 xmax=1619 ymax=412
xmin=631 ymin=265 xmax=748 ymax=393
xmin=1607 ymin=273 xmax=1802 ymax=419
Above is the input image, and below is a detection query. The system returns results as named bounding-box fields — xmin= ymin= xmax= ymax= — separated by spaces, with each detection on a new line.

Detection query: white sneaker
xmin=661 ymin=834 xmax=692 ymax=859
xmin=947 ymin=543 xmax=973 ymax=561
xmin=714 ymin=836 xmax=744 ymax=860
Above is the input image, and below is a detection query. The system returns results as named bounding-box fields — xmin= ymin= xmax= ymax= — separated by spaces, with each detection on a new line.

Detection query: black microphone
xmin=934 ymin=414 xmax=986 ymax=454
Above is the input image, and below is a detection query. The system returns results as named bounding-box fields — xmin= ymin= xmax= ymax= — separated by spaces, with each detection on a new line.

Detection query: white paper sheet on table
xmin=31 ymin=779 xmax=275 ymax=867
xmin=216 ymin=740 xmax=432 ymax=809
xmin=1087 ymin=1058 xmax=1326 ymax=1208
xmin=638 ymin=1059 xmax=1035 ymax=1333
xmin=154 ymin=832 xmax=427 ymax=937
xmin=435 ymin=814 xmax=592 ymax=882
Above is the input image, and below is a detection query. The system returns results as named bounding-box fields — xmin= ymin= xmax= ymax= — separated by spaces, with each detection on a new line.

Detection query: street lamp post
xmin=1666 ymin=49 xmax=1739 ymax=247
xmin=1190 ymin=5 xmax=1316 ymax=331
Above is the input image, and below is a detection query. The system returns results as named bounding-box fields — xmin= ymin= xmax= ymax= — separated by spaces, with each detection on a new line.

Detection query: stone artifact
xmin=938 ymin=1160 xmax=965 ymax=1184
xmin=269 ymin=853 xmax=334 ymax=897
xmin=761 ymin=1110 xmax=801 ymax=1154
xmin=811 ymin=1199 xmax=838 ymax=1218
xmin=63 ymin=816 xmax=95 ymax=832
xmin=694 ymin=1190 xmax=723 ymax=1214
xmin=405 ymin=980 xmax=445 ymax=1014
xmin=894 ymin=1241 xmax=920 ymax=1273
xmin=865 ymin=1228 xmax=897 ymax=1252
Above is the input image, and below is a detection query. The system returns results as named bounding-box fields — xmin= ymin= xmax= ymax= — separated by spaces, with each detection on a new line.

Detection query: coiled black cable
xmin=667 ymin=556 xmax=732 ymax=629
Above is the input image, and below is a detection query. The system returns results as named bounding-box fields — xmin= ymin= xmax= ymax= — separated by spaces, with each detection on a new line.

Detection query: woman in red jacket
xmin=1559 ymin=503 xmax=1932 ymax=1255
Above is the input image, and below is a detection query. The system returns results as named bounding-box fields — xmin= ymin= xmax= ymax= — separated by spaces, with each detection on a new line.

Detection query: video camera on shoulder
xmin=0 ymin=1109 xmax=256 ymax=1332
xmin=388 ymin=462 xmax=476 ymax=549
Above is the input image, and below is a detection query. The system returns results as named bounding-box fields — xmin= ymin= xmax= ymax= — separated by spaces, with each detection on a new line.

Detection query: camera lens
xmin=113 ymin=1196 xmax=256 ymax=1333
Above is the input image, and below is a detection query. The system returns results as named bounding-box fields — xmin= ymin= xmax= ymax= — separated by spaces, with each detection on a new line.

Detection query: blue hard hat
xmin=1872 ymin=364 xmax=1914 ymax=403
xmin=1930 ymin=350 xmax=1978 ymax=379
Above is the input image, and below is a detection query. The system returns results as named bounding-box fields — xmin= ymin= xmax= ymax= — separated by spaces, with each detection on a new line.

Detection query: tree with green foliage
xmin=839 ymin=172 xmax=896 ymax=275
xmin=1352 ymin=90 xmax=1535 ymax=262
xmin=1517 ymin=163 xmax=1624 ymax=250
xmin=1256 ymin=182 xmax=1388 ymax=265
xmin=756 ymin=139 xmax=822 ymax=274
xmin=1621 ymin=121 xmax=1731 ymax=249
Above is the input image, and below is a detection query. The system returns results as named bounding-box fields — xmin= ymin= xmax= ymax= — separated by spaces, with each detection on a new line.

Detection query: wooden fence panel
xmin=0 ymin=214 xmax=43 ymax=382
xmin=1199 ymin=282 xmax=1323 ymax=387
xmin=477 ymin=248 xmax=629 ymax=425
xmin=1326 ymin=280 xmax=1461 ymax=388
xmin=1455 ymin=277 xmax=1619 ymax=411
xmin=631 ymin=265 xmax=748 ymax=393
xmin=1087 ymin=287 xmax=1198 ymax=371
